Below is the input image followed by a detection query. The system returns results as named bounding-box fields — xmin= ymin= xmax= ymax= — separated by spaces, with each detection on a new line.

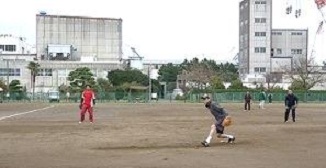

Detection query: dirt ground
xmin=0 ymin=102 xmax=326 ymax=168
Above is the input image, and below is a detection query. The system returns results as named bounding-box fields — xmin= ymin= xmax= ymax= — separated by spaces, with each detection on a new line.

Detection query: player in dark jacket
xmin=201 ymin=94 xmax=235 ymax=147
xmin=244 ymin=91 xmax=252 ymax=111
xmin=284 ymin=90 xmax=298 ymax=122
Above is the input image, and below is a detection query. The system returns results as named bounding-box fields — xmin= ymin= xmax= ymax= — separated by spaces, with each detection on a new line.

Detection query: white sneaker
xmin=78 ymin=121 xmax=82 ymax=124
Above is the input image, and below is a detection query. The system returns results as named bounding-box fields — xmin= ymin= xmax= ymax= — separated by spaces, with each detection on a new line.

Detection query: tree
xmin=158 ymin=63 xmax=181 ymax=92
xmin=0 ymin=79 xmax=8 ymax=93
xmin=228 ymin=79 xmax=246 ymax=89
xmin=182 ymin=60 xmax=217 ymax=89
xmin=107 ymin=69 xmax=149 ymax=87
xmin=8 ymin=80 xmax=23 ymax=100
xmin=216 ymin=62 xmax=238 ymax=82
xmin=27 ymin=61 xmax=40 ymax=100
xmin=264 ymin=72 xmax=282 ymax=90
xmin=284 ymin=57 xmax=326 ymax=91
xmin=97 ymin=78 xmax=112 ymax=92
xmin=68 ymin=67 xmax=95 ymax=93
xmin=58 ymin=84 xmax=69 ymax=94
xmin=210 ymin=76 xmax=225 ymax=90
xmin=9 ymin=80 xmax=23 ymax=92
xmin=158 ymin=63 xmax=181 ymax=82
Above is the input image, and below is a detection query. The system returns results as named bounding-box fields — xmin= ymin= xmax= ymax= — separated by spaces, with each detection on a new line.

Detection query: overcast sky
xmin=0 ymin=0 xmax=325 ymax=63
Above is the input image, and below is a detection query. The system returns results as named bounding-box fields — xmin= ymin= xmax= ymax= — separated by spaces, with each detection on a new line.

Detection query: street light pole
xmin=148 ymin=64 xmax=151 ymax=102
xmin=6 ymin=59 xmax=9 ymax=87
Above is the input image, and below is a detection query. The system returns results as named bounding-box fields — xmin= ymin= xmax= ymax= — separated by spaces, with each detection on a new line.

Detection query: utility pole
xmin=6 ymin=59 xmax=9 ymax=86
xmin=148 ymin=64 xmax=151 ymax=102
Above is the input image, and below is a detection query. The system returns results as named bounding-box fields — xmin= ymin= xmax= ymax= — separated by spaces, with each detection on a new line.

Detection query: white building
xmin=36 ymin=14 xmax=123 ymax=62
xmin=239 ymin=0 xmax=308 ymax=87
xmin=0 ymin=34 xmax=34 ymax=54
xmin=271 ymin=29 xmax=308 ymax=72
xmin=239 ymin=0 xmax=272 ymax=76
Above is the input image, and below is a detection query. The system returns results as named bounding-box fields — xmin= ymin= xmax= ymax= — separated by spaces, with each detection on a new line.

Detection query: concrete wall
xmin=239 ymin=0 xmax=250 ymax=75
xmin=36 ymin=14 xmax=122 ymax=61
xmin=271 ymin=29 xmax=308 ymax=60
xmin=271 ymin=57 xmax=292 ymax=72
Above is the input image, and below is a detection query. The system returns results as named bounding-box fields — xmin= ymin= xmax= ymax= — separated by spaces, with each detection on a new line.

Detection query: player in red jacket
xmin=79 ymin=85 xmax=96 ymax=123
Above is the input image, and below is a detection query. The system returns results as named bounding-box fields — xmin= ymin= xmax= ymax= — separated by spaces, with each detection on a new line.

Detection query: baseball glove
xmin=222 ymin=116 xmax=232 ymax=127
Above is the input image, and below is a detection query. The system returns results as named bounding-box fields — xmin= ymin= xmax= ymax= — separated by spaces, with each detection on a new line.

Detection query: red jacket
xmin=82 ymin=89 xmax=95 ymax=107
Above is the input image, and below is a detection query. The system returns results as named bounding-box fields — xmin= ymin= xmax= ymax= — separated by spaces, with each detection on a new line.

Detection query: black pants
xmin=284 ymin=107 xmax=296 ymax=122
xmin=244 ymin=101 xmax=250 ymax=110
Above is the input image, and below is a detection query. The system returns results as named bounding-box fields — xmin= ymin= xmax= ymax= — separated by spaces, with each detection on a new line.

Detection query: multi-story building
xmin=239 ymin=0 xmax=308 ymax=85
xmin=239 ymin=0 xmax=272 ymax=76
xmin=271 ymin=29 xmax=308 ymax=71
xmin=0 ymin=55 xmax=122 ymax=92
xmin=36 ymin=14 xmax=123 ymax=62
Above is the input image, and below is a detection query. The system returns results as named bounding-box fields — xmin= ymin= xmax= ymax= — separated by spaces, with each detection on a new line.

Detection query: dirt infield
xmin=0 ymin=102 xmax=325 ymax=168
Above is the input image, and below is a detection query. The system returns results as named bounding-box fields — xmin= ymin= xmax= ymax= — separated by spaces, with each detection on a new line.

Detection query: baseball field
xmin=0 ymin=102 xmax=325 ymax=168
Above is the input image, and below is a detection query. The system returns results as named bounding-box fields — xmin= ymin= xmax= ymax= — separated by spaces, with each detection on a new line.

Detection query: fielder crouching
xmin=201 ymin=94 xmax=235 ymax=147
xmin=79 ymin=85 xmax=96 ymax=124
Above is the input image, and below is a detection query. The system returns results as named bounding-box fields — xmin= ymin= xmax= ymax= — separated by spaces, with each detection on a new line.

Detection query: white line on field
xmin=0 ymin=105 xmax=55 ymax=121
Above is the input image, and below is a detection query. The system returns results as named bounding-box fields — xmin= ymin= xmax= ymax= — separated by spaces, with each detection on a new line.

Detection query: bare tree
xmin=282 ymin=56 xmax=326 ymax=90
xmin=264 ymin=72 xmax=283 ymax=90
xmin=182 ymin=62 xmax=217 ymax=89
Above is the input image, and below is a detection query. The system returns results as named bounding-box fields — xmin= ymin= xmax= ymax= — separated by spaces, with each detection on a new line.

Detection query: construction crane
xmin=233 ymin=53 xmax=239 ymax=64
xmin=129 ymin=47 xmax=144 ymax=60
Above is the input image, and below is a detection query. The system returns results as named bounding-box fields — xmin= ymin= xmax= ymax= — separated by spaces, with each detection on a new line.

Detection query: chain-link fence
xmin=1 ymin=90 xmax=326 ymax=103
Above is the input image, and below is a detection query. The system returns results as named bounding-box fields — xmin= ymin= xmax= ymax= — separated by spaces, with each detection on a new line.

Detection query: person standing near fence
xmin=79 ymin=85 xmax=96 ymax=124
xmin=268 ymin=93 xmax=273 ymax=104
xmin=244 ymin=91 xmax=252 ymax=111
xmin=284 ymin=90 xmax=298 ymax=123
xmin=258 ymin=90 xmax=266 ymax=109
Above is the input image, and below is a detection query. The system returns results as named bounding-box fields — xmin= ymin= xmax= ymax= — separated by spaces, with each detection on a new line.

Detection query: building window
xmin=255 ymin=47 xmax=266 ymax=53
xmin=277 ymin=48 xmax=282 ymax=54
xmin=291 ymin=49 xmax=303 ymax=55
xmin=291 ymin=32 xmax=303 ymax=35
xmin=254 ymin=67 xmax=266 ymax=73
xmin=255 ymin=32 xmax=267 ymax=36
xmin=255 ymin=1 xmax=267 ymax=11
xmin=0 ymin=45 xmax=4 ymax=51
xmin=37 ymin=68 xmax=53 ymax=76
xmin=4 ymin=45 xmax=16 ymax=52
xmin=0 ymin=68 xmax=20 ymax=76
xmin=255 ymin=1 xmax=267 ymax=4
xmin=255 ymin=18 xmax=267 ymax=23
xmin=272 ymin=32 xmax=283 ymax=35
xmin=44 ymin=69 xmax=53 ymax=76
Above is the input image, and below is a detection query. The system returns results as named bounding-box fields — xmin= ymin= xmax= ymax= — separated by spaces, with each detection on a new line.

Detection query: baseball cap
xmin=201 ymin=93 xmax=210 ymax=100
